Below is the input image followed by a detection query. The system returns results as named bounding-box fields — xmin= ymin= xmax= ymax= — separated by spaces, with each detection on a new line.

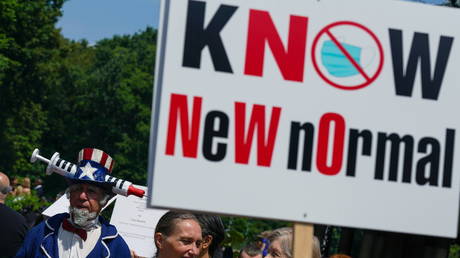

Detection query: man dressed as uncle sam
xmin=16 ymin=148 xmax=132 ymax=258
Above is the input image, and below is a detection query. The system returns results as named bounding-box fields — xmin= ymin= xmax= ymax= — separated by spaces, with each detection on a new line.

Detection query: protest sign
xmin=148 ymin=0 xmax=460 ymax=237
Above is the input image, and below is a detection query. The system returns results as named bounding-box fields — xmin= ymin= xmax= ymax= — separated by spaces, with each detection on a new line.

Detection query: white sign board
xmin=148 ymin=0 xmax=460 ymax=237
xmin=111 ymin=186 xmax=168 ymax=258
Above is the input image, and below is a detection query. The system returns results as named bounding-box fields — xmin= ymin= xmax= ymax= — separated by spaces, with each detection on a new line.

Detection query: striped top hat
xmin=69 ymin=148 xmax=115 ymax=190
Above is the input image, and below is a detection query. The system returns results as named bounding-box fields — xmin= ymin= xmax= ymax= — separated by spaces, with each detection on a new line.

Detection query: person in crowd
xmin=33 ymin=178 xmax=44 ymax=198
xmin=154 ymin=211 xmax=203 ymax=258
xmin=239 ymin=242 xmax=263 ymax=258
xmin=195 ymin=213 xmax=226 ymax=258
xmin=0 ymin=172 xmax=29 ymax=257
xmin=22 ymin=177 xmax=31 ymax=195
xmin=11 ymin=177 xmax=24 ymax=196
xmin=256 ymin=230 xmax=271 ymax=257
xmin=265 ymin=227 xmax=321 ymax=258
xmin=16 ymin=148 xmax=131 ymax=257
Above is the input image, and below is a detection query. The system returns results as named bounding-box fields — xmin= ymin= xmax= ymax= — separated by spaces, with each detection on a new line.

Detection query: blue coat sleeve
xmin=108 ymin=235 xmax=132 ymax=258
xmin=15 ymin=223 xmax=45 ymax=258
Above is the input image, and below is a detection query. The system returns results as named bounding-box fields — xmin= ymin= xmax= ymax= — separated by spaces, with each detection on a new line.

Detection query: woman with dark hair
xmin=154 ymin=211 xmax=203 ymax=258
xmin=195 ymin=213 xmax=226 ymax=258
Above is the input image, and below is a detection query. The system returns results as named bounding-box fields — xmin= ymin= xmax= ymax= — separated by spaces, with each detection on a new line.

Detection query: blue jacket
xmin=15 ymin=213 xmax=131 ymax=258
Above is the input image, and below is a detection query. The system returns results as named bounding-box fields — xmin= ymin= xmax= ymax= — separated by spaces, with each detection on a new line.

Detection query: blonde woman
xmin=265 ymin=227 xmax=321 ymax=258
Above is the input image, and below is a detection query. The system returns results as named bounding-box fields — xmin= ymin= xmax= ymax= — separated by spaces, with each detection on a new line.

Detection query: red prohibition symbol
xmin=311 ymin=21 xmax=384 ymax=90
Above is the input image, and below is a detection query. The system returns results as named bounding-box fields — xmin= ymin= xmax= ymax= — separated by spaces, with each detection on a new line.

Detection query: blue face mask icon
xmin=321 ymin=40 xmax=362 ymax=77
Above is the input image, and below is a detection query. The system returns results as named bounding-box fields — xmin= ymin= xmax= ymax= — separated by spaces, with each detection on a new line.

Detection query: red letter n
xmin=165 ymin=94 xmax=202 ymax=158
xmin=244 ymin=10 xmax=308 ymax=82
xmin=235 ymin=102 xmax=282 ymax=167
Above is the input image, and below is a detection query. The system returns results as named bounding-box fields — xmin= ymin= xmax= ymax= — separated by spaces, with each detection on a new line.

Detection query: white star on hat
xmin=79 ymin=162 xmax=97 ymax=180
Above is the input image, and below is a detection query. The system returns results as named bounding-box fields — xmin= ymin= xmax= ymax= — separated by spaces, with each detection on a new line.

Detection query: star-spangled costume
xmin=15 ymin=213 xmax=130 ymax=258
xmin=15 ymin=148 xmax=131 ymax=258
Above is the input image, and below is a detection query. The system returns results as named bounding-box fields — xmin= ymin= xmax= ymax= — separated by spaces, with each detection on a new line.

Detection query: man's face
xmin=156 ymin=219 xmax=203 ymax=258
xmin=68 ymin=183 xmax=104 ymax=214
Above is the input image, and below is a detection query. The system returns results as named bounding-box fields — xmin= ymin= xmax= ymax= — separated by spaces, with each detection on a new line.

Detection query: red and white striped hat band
xmin=78 ymin=148 xmax=114 ymax=173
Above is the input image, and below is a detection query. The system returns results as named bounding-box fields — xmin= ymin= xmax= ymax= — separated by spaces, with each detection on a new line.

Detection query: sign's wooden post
xmin=293 ymin=223 xmax=314 ymax=258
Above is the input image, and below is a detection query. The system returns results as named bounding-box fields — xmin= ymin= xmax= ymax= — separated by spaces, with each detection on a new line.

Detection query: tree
xmin=0 ymin=0 xmax=64 ymax=175
xmin=40 ymin=28 xmax=158 ymax=187
xmin=448 ymin=0 xmax=460 ymax=7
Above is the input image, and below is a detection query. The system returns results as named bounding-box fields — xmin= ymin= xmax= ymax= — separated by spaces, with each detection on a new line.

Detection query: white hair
xmin=268 ymin=227 xmax=321 ymax=258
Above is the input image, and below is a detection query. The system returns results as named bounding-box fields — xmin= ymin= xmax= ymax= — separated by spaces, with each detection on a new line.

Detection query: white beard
xmin=69 ymin=206 xmax=99 ymax=230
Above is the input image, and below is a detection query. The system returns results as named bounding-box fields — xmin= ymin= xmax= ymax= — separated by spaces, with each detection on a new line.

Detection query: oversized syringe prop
xmin=30 ymin=149 xmax=145 ymax=198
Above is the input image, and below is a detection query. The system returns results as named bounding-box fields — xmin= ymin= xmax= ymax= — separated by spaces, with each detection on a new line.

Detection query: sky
xmin=57 ymin=0 xmax=447 ymax=44
xmin=415 ymin=0 xmax=448 ymax=3
xmin=57 ymin=0 xmax=160 ymax=44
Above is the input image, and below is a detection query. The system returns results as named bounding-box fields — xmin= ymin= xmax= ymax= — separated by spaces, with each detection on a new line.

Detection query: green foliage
xmin=5 ymin=191 xmax=50 ymax=214
xmin=37 ymin=28 xmax=158 ymax=193
xmin=4 ymin=102 xmax=48 ymax=174
xmin=450 ymin=244 xmax=460 ymax=258
xmin=0 ymin=5 xmax=157 ymax=193
xmin=222 ymin=216 xmax=290 ymax=251
xmin=0 ymin=0 xmax=64 ymax=179
xmin=445 ymin=0 xmax=460 ymax=7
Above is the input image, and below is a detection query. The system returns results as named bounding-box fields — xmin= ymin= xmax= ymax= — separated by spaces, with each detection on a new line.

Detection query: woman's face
xmin=265 ymin=239 xmax=288 ymax=258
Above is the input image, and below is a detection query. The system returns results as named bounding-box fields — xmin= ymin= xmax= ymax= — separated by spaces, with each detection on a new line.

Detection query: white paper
xmin=42 ymin=194 xmax=70 ymax=218
xmin=110 ymin=186 xmax=168 ymax=258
